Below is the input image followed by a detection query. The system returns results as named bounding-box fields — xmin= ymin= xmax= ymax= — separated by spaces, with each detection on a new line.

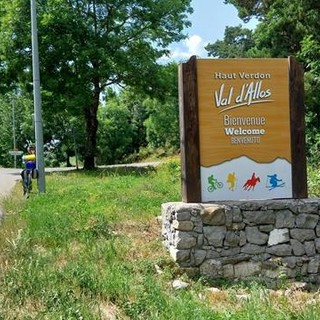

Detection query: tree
xmin=222 ymin=0 xmax=320 ymax=164
xmin=224 ymin=0 xmax=272 ymax=21
xmin=97 ymin=94 xmax=135 ymax=164
xmin=43 ymin=113 xmax=86 ymax=167
xmin=205 ymin=25 xmax=255 ymax=58
xmin=143 ymin=97 xmax=179 ymax=150
xmin=142 ymin=62 xmax=180 ymax=151
xmin=0 ymin=93 xmax=34 ymax=167
xmin=298 ymin=35 xmax=320 ymax=164
xmin=0 ymin=0 xmax=192 ymax=169
xmin=225 ymin=0 xmax=320 ymax=22
xmin=97 ymin=63 xmax=180 ymax=164
xmin=114 ymin=88 xmax=149 ymax=156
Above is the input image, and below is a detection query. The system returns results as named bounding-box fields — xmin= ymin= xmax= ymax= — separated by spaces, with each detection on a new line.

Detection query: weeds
xmin=307 ymin=165 xmax=320 ymax=197
xmin=0 ymin=159 xmax=320 ymax=319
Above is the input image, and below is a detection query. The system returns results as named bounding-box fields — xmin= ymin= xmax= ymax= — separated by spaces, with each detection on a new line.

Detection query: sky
xmin=161 ymin=0 xmax=257 ymax=63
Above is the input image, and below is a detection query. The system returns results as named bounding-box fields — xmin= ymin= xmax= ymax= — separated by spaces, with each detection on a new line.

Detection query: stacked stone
xmin=161 ymin=199 xmax=320 ymax=284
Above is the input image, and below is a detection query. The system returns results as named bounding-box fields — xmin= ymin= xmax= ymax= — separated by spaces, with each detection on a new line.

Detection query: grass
xmin=0 ymin=158 xmax=320 ymax=319
xmin=307 ymin=165 xmax=320 ymax=197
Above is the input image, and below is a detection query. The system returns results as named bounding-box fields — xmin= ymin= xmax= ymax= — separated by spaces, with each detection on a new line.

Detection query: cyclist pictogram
xmin=207 ymin=174 xmax=223 ymax=192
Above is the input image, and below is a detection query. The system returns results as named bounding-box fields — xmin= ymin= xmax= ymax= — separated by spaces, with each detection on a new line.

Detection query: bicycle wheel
xmin=27 ymin=174 xmax=32 ymax=192
xmin=217 ymin=182 xmax=223 ymax=189
xmin=22 ymin=170 xmax=27 ymax=195
xmin=23 ymin=172 xmax=32 ymax=197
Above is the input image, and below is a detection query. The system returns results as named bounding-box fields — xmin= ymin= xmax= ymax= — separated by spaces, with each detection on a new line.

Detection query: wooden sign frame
xmin=179 ymin=56 xmax=307 ymax=203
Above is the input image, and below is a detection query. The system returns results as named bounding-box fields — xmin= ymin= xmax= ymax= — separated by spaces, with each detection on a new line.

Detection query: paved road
xmin=0 ymin=168 xmax=21 ymax=219
xmin=0 ymin=168 xmax=21 ymax=198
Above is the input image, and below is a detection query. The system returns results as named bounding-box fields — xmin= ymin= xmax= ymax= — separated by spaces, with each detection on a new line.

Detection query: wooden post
xmin=289 ymin=56 xmax=308 ymax=198
xmin=179 ymin=56 xmax=201 ymax=202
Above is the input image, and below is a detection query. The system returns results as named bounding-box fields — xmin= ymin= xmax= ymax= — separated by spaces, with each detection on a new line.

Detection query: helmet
xmin=27 ymin=144 xmax=36 ymax=153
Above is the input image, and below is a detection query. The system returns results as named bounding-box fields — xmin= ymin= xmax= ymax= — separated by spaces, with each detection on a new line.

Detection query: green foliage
xmin=307 ymin=165 xmax=320 ymax=197
xmin=43 ymin=114 xmax=86 ymax=167
xmin=98 ymin=98 xmax=135 ymax=164
xmin=143 ymin=97 xmax=179 ymax=150
xmin=299 ymin=35 xmax=320 ymax=81
xmin=252 ymin=1 xmax=307 ymax=57
xmin=1 ymin=160 xmax=320 ymax=318
xmin=0 ymin=92 xmax=87 ymax=168
xmin=224 ymin=0 xmax=269 ymax=21
xmin=216 ymin=1 xmax=309 ymax=59
xmin=206 ymin=25 xmax=255 ymax=58
xmin=96 ymin=62 xmax=180 ymax=165
xmin=299 ymin=38 xmax=320 ymax=167
xmin=214 ymin=0 xmax=320 ymax=167
xmin=0 ymin=94 xmax=34 ymax=167
xmin=0 ymin=0 xmax=193 ymax=169
xmin=305 ymin=109 xmax=320 ymax=166
xmin=115 ymin=88 xmax=149 ymax=155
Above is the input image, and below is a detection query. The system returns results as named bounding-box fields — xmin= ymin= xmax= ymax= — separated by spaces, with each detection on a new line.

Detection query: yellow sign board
xmin=197 ymin=59 xmax=292 ymax=201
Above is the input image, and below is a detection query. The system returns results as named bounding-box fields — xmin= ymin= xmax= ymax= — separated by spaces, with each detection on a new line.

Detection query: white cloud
xmin=159 ymin=34 xmax=208 ymax=63
xmin=185 ymin=35 xmax=205 ymax=56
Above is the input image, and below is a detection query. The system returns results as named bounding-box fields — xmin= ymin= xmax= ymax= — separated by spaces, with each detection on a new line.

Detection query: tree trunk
xmin=84 ymin=90 xmax=100 ymax=170
xmin=66 ymin=149 xmax=73 ymax=167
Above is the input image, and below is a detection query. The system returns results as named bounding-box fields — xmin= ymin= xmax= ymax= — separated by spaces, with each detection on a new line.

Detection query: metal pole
xmin=12 ymin=96 xmax=17 ymax=168
xmin=30 ymin=0 xmax=45 ymax=193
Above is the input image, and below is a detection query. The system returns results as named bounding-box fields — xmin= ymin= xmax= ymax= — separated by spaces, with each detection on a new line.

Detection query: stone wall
xmin=161 ymin=199 xmax=320 ymax=284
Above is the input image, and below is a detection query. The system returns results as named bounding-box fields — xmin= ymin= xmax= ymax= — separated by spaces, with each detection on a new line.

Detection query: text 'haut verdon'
xmin=213 ymin=72 xmax=273 ymax=113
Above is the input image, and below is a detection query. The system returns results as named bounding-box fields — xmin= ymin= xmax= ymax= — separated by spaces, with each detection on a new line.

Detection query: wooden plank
xmin=179 ymin=56 xmax=201 ymax=202
xmin=179 ymin=57 xmax=307 ymax=202
xmin=196 ymin=59 xmax=291 ymax=166
xmin=288 ymin=56 xmax=308 ymax=198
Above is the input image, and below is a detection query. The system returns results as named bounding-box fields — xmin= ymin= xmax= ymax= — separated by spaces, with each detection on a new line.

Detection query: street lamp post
xmin=12 ymin=96 xmax=17 ymax=168
xmin=30 ymin=0 xmax=45 ymax=193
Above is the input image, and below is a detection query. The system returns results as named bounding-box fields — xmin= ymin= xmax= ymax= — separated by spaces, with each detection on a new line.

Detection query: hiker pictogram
xmin=227 ymin=172 xmax=236 ymax=191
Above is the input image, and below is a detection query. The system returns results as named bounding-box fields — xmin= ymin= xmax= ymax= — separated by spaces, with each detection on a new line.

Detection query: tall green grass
xmin=307 ymin=165 xmax=320 ymax=197
xmin=0 ymin=159 xmax=320 ymax=319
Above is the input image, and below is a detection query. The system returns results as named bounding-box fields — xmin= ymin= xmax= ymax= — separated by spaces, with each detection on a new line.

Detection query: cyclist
xmin=21 ymin=145 xmax=37 ymax=196
xmin=207 ymin=174 xmax=223 ymax=192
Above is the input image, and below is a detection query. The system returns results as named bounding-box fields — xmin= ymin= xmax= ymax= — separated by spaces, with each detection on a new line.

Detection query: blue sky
xmin=161 ymin=0 xmax=257 ymax=62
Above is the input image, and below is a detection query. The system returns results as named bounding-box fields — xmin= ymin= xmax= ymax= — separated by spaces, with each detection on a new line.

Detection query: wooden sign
xmin=9 ymin=150 xmax=23 ymax=156
xmin=179 ymin=56 xmax=307 ymax=202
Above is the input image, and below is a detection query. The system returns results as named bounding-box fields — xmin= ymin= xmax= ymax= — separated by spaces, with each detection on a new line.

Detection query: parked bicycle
xmin=21 ymin=169 xmax=32 ymax=197
xmin=20 ymin=144 xmax=38 ymax=197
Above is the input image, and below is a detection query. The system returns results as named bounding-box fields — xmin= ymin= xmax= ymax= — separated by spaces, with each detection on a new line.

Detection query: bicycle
xmin=207 ymin=174 xmax=223 ymax=192
xmin=21 ymin=144 xmax=37 ymax=198
xmin=21 ymin=169 xmax=32 ymax=197
xmin=21 ymin=169 xmax=38 ymax=198
xmin=207 ymin=181 xmax=223 ymax=192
